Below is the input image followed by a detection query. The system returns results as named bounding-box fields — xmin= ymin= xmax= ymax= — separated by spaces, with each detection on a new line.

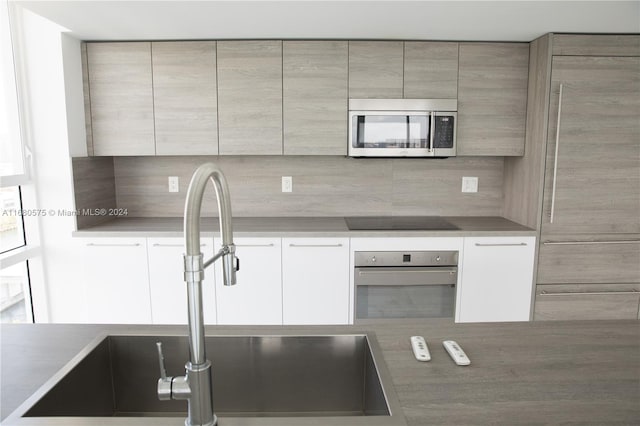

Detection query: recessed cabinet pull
xmin=549 ymin=83 xmax=563 ymax=224
xmin=540 ymin=290 xmax=639 ymax=296
xmin=475 ymin=243 xmax=527 ymax=247
xmin=543 ymin=240 xmax=640 ymax=246
xmin=235 ymin=243 xmax=275 ymax=248
xmin=86 ymin=242 xmax=141 ymax=247
xmin=152 ymin=243 xmax=207 ymax=247
xmin=289 ymin=243 xmax=343 ymax=248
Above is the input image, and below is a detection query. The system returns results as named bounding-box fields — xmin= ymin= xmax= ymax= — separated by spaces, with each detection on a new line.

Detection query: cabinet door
xmin=541 ymin=56 xmax=640 ymax=235
xmin=403 ymin=42 xmax=459 ymax=98
xmin=537 ymin=241 xmax=640 ymax=285
xmin=283 ymin=41 xmax=348 ymax=155
xmin=217 ymin=41 xmax=283 ymax=155
xmin=282 ymin=238 xmax=350 ymax=325
xmin=348 ymin=41 xmax=404 ymax=99
xmin=458 ymin=236 xmax=535 ymax=322
xmin=215 ymin=238 xmax=282 ymax=325
xmin=87 ymin=42 xmax=155 ymax=156
xmin=152 ymin=41 xmax=218 ymax=155
xmin=457 ymin=43 xmax=529 ymax=156
xmin=534 ymin=284 xmax=640 ymax=320
xmin=147 ymin=238 xmax=217 ymax=325
xmin=79 ymin=238 xmax=152 ymax=324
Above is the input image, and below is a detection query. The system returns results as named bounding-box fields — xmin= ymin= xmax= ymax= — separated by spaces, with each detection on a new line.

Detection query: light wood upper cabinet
xmin=83 ymin=40 xmax=534 ymax=157
xmin=403 ymin=42 xmax=459 ymax=99
xmin=217 ymin=41 xmax=283 ymax=155
xmin=541 ymin=56 xmax=640 ymax=236
xmin=283 ymin=41 xmax=348 ymax=155
xmin=152 ymin=41 xmax=218 ymax=155
xmin=348 ymin=41 xmax=404 ymax=99
xmin=457 ymin=43 xmax=529 ymax=156
xmin=552 ymin=34 xmax=640 ymax=57
xmin=87 ymin=42 xmax=155 ymax=156
xmin=80 ymin=44 xmax=94 ymax=156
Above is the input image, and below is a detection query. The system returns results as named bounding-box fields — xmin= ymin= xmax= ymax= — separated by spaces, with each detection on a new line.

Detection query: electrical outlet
xmin=282 ymin=176 xmax=293 ymax=193
xmin=168 ymin=176 xmax=180 ymax=193
xmin=461 ymin=177 xmax=478 ymax=193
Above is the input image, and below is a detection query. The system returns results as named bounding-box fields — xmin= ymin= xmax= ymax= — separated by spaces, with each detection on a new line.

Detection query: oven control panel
xmin=355 ymin=251 xmax=458 ymax=267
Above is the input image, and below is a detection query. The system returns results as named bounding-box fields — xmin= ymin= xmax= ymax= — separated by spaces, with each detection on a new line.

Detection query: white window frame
xmin=1 ymin=0 xmax=31 ymax=186
xmin=0 ymin=0 xmax=46 ymax=322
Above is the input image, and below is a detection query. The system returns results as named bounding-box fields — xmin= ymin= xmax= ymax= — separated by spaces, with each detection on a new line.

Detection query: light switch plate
xmin=168 ymin=176 xmax=179 ymax=193
xmin=462 ymin=177 xmax=478 ymax=193
xmin=282 ymin=176 xmax=293 ymax=193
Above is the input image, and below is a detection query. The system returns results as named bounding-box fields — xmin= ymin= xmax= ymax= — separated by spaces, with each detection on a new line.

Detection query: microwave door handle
xmin=429 ymin=112 xmax=435 ymax=153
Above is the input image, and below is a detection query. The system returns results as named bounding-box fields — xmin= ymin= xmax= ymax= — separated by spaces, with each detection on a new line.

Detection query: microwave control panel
xmin=433 ymin=115 xmax=455 ymax=148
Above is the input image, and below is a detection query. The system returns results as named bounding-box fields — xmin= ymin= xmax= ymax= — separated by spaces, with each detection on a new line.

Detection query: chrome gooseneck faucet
xmin=156 ymin=163 xmax=239 ymax=426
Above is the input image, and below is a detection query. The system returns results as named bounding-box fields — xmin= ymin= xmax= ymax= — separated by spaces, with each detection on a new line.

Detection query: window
xmin=0 ymin=186 xmax=30 ymax=323
xmin=1 ymin=185 xmax=25 ymax=253
xmin=1 ymin=0 xmax=25 ymax=179
xmin=0 ymin=260 xmax=32 ymax=323
xmin=0 ymin=1 xmax=35 ymax=323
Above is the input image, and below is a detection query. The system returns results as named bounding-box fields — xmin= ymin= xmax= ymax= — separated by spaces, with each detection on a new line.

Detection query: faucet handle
xmin=156 ymin=342 xmax=172 ymax=400
xmin=156 ymin=342 xmax=168 ymax=379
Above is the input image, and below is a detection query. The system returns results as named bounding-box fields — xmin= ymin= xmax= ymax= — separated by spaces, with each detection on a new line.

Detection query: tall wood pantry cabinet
xmin=529 ymin=35 xmax=640 ymax=320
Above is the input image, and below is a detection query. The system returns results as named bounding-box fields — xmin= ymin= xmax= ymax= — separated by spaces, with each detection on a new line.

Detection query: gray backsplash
xmin=72 ymin=157 xmax=117 ymax=228
xmin=104 ymin=156 xmax=504 ymax=217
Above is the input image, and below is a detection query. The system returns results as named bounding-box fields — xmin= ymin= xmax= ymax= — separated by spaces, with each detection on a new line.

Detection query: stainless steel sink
xmin=6 ymin=333 xmax=406 ymax=425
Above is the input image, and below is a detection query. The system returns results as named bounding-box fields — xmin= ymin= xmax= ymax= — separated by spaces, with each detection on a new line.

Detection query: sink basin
xmin=7 ymin=333 xmax=406 ymax=425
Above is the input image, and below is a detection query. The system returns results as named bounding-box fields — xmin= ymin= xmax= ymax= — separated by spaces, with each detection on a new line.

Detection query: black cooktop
xmin=345 ymin=216 xmax=459 ymax=231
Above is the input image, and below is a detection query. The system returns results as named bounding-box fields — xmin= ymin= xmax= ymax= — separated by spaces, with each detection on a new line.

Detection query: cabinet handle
xmin=289 ymin=243 xmax=343 ymax=248
xmin=86 ymin=243 xmax=141 ymax=247
xmin=428 ymin=111 xmax=435 ymax=152
xmin=235 ymin=243 xmax=275 ymax=248
xmin=475 ymin=243 xmax=528 ymax=247
xmin=152 ymin=243 xmax=207 ymax=247
xmin=549 ymin=83 xmax=563 ymax=224
xmin=540 ymin=289 xmax=639 ymax=297
xmin=543 ymin=240 xmax=640 ymax=246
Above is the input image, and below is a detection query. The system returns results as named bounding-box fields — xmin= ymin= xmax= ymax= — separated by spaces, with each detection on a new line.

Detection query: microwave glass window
xmin=353 ymin=115 xmax=428 ymax=148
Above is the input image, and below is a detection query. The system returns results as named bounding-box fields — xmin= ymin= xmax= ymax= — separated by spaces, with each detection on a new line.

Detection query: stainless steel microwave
xmin=348 ymin=99 xmax=457 ymax=158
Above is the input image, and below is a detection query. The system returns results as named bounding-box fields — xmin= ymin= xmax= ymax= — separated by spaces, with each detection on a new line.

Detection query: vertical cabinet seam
xmin=149 ymin=42 xmax=157 ymax=155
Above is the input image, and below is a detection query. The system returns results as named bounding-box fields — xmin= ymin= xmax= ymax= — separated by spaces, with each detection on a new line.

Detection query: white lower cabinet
xmin=458 ymin=236 xmax=536 ymax=322
xmin=68 ymin=233 xmax=536 ymax=326
xmin=78 ymin=237 xmax=152 ymax=324
xmin=282 ymin=238 xmax=350 ymax=325
xmin=147 ymin=237 xmax=217 ymax=325
xmin=215 ymin=238 xmax=282 ymax=325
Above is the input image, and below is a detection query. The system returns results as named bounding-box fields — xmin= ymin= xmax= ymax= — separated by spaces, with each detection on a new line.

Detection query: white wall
xmin=17 ymin=9 xmax=87 ymax=322
xmin=61 ymin=34 xmax=87 ymax=158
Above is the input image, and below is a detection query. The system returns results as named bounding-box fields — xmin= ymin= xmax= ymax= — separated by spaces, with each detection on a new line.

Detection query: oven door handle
xmin=355 ymin=267 xmax=458 ymax=286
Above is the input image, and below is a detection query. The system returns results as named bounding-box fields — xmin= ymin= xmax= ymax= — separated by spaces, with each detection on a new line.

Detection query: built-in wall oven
xmin=354 ymin=250 xmax=458 ymax=321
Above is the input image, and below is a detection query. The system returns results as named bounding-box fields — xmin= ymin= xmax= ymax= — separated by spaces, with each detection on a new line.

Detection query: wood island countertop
xmin=1 ymin=319 xmax=638 ymax=425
